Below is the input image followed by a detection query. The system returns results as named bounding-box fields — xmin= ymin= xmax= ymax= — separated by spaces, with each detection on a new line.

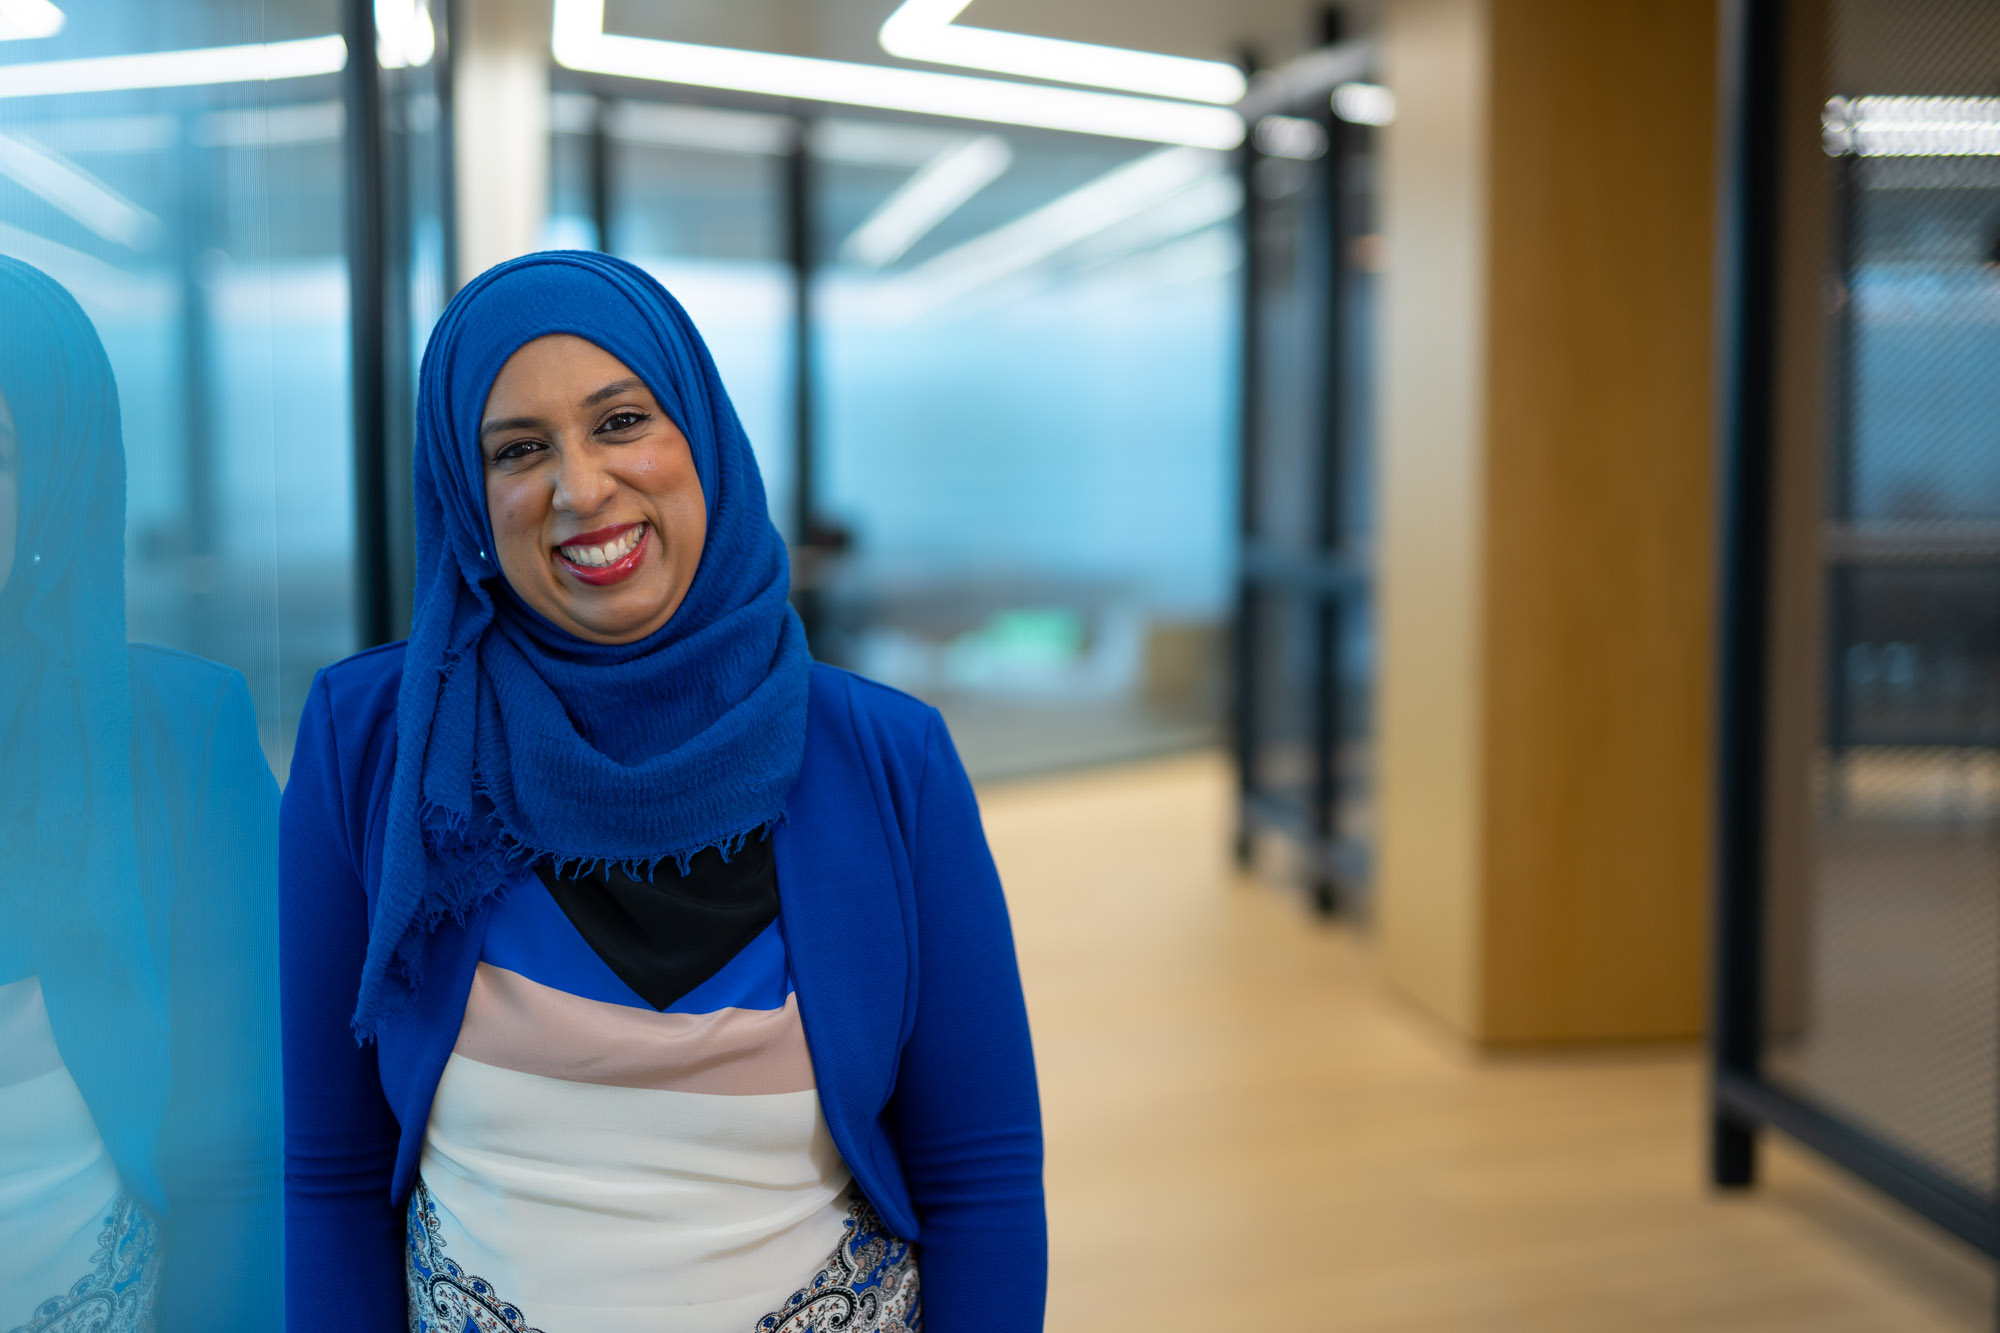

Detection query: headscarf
xmin=353 ymin=251 xmax=811 ymax=1036
xmin=0 ymin=255 xmax=169 ymax=1202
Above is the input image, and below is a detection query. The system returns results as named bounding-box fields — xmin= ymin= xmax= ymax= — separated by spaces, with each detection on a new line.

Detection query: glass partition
xmin=0 ymin=3 xmax=354 ymax=1327
xmin=811 ymin=120 xmax=1239 ymax=777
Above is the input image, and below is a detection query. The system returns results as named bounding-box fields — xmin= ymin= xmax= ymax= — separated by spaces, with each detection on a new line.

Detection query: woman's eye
xmin=494 ymin=439 xmax=543 ymax=463
xmin=600 ymin=410 xmax=648 ymax=434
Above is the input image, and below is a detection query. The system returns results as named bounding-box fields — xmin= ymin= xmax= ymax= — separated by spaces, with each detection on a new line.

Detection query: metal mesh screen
xmin=1761 ymin=0 xmax=2000 ymax=1197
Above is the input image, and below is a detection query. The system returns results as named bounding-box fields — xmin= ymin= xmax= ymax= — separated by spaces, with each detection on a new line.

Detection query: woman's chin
xmin=555 ymin=585 xmax=682 ymax=644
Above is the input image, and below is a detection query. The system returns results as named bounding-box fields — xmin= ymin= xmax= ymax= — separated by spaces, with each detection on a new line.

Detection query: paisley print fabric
xmin=406 ymin=1179 xmax=543 ymax=1333
xmin=754 ymin=1192 xmax=921 ymax=1333
xmin=7 ymin=1193 xmax=158 ymax=1333
xmin=405 ymin=1179 xmax=919 ymax=1333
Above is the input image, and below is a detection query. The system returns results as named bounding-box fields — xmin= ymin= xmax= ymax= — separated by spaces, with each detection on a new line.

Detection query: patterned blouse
xmin=404 ymin=844 xmax=919 ymax=1333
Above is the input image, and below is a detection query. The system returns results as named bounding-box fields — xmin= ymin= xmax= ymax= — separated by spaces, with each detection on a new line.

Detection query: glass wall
xmin=0 ymin=2 xmax=353 ymax=771
xmin=1752 ymin=0 xmax=2000 ymax=1219
xmin=557 ymin=92 xmax=1241 ymax=778
xmin=0 ymin=3 xmax=359 ymax=1327
xmin=813 ymin=122 xmax=1238 ymax=777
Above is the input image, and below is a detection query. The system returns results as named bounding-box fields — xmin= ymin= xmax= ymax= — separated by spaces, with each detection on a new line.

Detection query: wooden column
xmin=1375 ymin=0 xmax=1720 ymax=1043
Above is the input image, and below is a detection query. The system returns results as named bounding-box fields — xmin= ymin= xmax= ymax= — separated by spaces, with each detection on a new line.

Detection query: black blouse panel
xmin=532 ymin=835 xmax=779 ymax=1010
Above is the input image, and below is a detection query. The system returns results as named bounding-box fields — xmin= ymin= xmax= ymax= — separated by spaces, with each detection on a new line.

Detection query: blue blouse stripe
xmin=480 ymin=873 xmax=793 ymax=1014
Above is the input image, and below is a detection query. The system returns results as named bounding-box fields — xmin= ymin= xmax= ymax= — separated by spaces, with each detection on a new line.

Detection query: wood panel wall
xmin=1378 ymin=0 xmax=1721 ymax=1043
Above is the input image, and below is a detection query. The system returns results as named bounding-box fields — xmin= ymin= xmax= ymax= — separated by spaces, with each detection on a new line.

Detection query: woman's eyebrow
xmin=480 ymin=413 xmax=542 ymax=440
xmin=580 ymin=377 xmax=647 ymax=408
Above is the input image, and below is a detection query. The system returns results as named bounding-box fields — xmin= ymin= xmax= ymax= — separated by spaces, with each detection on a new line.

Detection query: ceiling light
xmin=552 ymin=0 xmax=1243 ymax=150
xmin=1824 ymin=95 xmax=2000 ymax=157
xmin=1331 ymin=81 xmax=1394 ymax=127
xmin=1253 ymin=115 xmax=1326 ymax=160
xmin=376 ymin=0 xmax=435 ymax=69
xmin=878 ymin=0 xmax=1245 ymax=105
xmin=0 ymin=35 xmax=346 ymax=98
xmin=842 ymin=133 xmax=1012 ymax=268
xmin=886 ymin=146 xmax=1224 ymax=312
xmin=0 ymin=0 xmax=63 ymax=42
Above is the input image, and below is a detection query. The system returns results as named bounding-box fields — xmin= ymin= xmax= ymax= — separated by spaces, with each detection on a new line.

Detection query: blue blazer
xmin=280 ymin=646 xmax=1046 ymax=1331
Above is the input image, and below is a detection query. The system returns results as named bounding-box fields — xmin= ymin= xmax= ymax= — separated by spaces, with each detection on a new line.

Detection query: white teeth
xmin=560 ymin=524 xmax=644 ymax=568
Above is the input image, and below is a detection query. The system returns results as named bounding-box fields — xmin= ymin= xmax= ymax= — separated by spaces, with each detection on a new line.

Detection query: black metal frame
xmin=344 ymin=0 xmax=391 ymax=648
xmin=1231 ymin=34 xmax=1374 ymax=915
xmin=346 ymin=0 xmax=457 ymax=646
xmin=1707 ymin=0 xmax=2000 ymax=1311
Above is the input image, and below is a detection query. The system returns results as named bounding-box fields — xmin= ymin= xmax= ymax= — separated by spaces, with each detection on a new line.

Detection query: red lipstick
xmin=553 ymin=521 xmax=649 ymax=587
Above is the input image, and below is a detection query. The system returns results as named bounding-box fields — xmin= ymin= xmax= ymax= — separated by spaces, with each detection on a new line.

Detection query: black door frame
xmin=1706 ymin=0 xmax=2000 ymax=1314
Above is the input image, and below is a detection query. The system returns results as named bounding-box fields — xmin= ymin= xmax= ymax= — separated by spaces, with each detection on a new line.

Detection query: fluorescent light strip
xmin=878 ymin=0 xmax=1244 ymax=106
xmin=1069 ymin=172 xmax=1240 ymax=267
xmin=813 ymin=118 xmax=967 ymax=168
xmin=1828 ymin=95 xmax=2000 ymax=157
xmin=0 ymin=34 xmax=346 ymax=98
xmin=552 ymin=0 xmax=1242 ymax=150
xmin=886 ymin=146 xmax=1221 ymax=312
xmin=1331 ymin=81 xmax=1394 ymax=126
xmin=842 ymin=133 xmax=1012 ymax=268
xmin=0 ymin=128 xmax=156 ymax=245
xmin=1253 ymin=115 xmax=1325 ymax=161
xmin=375 ymin=0 xmax=435 ymax=70
xmin=0 ymin=0 xmax=63 ymax=41
xmin=199 ymin=99 xmax=344 ymax=147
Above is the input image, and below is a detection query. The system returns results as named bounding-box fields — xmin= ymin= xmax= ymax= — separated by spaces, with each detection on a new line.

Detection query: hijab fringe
xmin=350 ymin=790 xmax=787 ymax=1043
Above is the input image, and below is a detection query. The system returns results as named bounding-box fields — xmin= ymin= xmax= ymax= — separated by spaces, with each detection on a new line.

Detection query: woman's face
xmin=480 ymin=335 xmax=706 ymax=644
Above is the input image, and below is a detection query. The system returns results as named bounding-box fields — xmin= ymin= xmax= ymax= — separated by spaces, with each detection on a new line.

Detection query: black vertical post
xmin=1231 ymin=50 xmax=1264 ymax=870
xmin=438 ymin=0 xmax=460 ymax=295
xmin=345 ymin=0 xmax=392 ymax=648
xmin=1710 ymin=0 xmax=1784 ymax=1191
xmin=786 ymin=119 xmax=821 ymax=641
xmin=589 ymin=93 xmax=614 ymax=253
xmin=1822 ymin=149 xmax=1860 ymax=809
xmin=1309 ymin=10 xmax=1349 ymax=915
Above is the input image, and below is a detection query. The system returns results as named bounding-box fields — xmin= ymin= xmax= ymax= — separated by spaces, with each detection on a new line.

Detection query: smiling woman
xmin=278 ymin=251 xmax=1045 ymax=1333
xmin=479 ymin=335 xmax=707 ymax=642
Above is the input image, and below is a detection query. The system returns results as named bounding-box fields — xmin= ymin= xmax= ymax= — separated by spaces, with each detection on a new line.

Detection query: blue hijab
xmin=0 ymin=256 xmax=169 ymax=1200
xmin=353 ymin=251 xmax=811 ymax=1036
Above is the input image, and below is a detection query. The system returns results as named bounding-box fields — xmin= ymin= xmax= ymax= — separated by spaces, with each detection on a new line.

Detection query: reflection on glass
xmin=0 ymin=258 xmax=281 ymax=1333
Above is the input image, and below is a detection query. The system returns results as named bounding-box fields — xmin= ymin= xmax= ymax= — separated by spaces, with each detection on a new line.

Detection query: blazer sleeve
xmin=888 ymin=710 xmax=1047 ymax=1329
xmin=280 ymin=672 xmax=405 ymax=1331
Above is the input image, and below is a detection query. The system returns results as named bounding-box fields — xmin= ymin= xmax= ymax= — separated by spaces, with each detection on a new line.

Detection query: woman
xmin=0 ymin=257 xmax=282 ymax=1333
xmin=280 ymin=251 xmax=1044 ymax=1333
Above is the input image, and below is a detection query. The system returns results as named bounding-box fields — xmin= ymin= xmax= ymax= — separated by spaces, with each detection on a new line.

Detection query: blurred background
xmin=1 ymin=0 xmax=1997 ymax=1326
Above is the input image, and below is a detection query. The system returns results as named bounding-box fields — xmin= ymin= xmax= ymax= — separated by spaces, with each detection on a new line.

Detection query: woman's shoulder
xmin=806 ymin=661 xmax=941 ymax=758
xmin=291 ymin=640 xmax=409 ymax=789
xmin=311 ymin=640 xmax=408 ymax=725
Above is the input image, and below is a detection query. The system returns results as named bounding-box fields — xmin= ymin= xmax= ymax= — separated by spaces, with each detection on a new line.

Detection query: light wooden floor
xmin=978 ymin=752 xmax=1993 ymax=1331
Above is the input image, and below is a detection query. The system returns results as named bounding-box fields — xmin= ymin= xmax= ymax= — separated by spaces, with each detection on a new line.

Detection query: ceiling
xmin=601 ymin=0 xmax=1370 ymax=78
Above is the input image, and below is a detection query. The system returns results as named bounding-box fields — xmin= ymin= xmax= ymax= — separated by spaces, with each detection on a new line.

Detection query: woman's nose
xmin=552 ymin=442 xmax=617 ymax=515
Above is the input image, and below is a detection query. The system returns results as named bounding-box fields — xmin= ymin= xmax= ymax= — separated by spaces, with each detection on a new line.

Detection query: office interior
xmin=0 ymin=0 xmax=1996 ymax=1326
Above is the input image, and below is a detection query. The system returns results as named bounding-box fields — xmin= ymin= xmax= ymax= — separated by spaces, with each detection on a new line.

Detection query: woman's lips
xmin=554 ymin=522 xmax=649 ymax=586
